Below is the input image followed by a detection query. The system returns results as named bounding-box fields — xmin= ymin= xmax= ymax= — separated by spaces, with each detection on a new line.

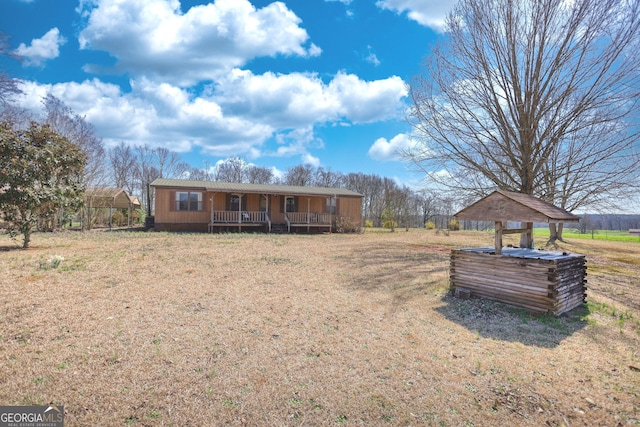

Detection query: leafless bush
xmin=334 ymin=216 xmax=361 ymax=233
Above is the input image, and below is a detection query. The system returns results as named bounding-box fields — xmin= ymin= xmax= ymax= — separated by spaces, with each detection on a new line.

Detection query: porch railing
xmin=211 ymin=211 xmax=269 ymax=224
xmin=286 ymin=212 xmax=331 ymax=224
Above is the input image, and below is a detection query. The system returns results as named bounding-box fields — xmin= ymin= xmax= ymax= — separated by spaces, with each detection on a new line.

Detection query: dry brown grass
xmin=0 ymin=229 xmax=638 ymax=426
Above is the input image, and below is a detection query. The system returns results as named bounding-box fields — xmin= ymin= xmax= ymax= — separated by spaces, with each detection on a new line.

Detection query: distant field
xmin=0 ymin=229 xmax=638 ymax=426
xmin=532 ymin=227 xmax=640 ymax=242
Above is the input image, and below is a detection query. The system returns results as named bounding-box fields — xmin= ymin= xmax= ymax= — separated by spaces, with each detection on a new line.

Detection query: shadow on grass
xmin=343 ymin=239 xmax=590 ymax=348
xmin=0 ymin=245 xmax=23 ymax=251
xmin=435 ymin=294 xmax=589 ymax=348
xmin=104 ymin=226 xmax=148 ymax=232
xmin=346 ymin=241 xmax=449 ymax=292
xmin=344 ymin=240 xmax=450 ymax=314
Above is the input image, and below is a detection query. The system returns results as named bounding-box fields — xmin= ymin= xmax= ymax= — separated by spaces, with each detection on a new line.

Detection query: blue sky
xmin=1 ymin=0 xmax=451 ymax=184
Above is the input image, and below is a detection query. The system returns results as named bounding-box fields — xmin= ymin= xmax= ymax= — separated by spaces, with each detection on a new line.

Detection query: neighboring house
xmin=150 ymin=178 xmax=363 ymax=233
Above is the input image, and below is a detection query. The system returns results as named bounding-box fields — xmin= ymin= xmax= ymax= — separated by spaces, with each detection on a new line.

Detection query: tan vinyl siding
xmin=271 ymin=195 xmax=285 ymax=223
xmin=209 ymin=193 xmax=226 ymax=211
xmin=336 ymin=196 xmax=362 ymax=225
xmin=155 ymin=187 xmax=208 ymax=225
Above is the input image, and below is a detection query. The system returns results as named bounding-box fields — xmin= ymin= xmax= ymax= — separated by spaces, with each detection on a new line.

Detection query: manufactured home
xmin=150 ymin=178 xmax=362 ymax=233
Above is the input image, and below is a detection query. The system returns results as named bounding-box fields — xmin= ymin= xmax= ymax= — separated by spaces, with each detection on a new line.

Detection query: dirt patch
xmin=0 ymin=230 xmax=638 ymax=426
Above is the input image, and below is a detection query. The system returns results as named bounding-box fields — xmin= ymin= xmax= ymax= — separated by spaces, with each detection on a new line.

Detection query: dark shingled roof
xmin=150 ymin=178 xmax=362 ymax=198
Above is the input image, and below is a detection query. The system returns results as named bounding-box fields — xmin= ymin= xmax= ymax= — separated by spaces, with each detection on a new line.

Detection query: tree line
xmin=1 ymin=87 xmax=456 ymax=241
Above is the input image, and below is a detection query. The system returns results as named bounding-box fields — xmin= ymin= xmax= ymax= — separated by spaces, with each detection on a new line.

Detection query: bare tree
xmin=134 ymin=145 xmax=161 ymax=217
xmin=187 ymin=163 xmax=214 ymax=181
xmin=43 ymin=94 xmax=107 ymax=188
xmin=245 ymin=165 xmax=274 ymax=185
xmin=405 ymin=0 xmax=640 ymax=245
xmin=314 ymin=167 xmax=344 ymax=188
xmin=215 ymin=157 xmax=246 ymax=183
xmin=0 ymin=32 xmax=22 ymax=110
xmin=284 ymin=164 xmax=315 ymax=186
xmin=415 ymin=189 xmax=438 ymax=228
xmin=108 ymin=141 xmax=137 ymax=192
xmin=344 ymin=172 xmax=385 ymax=226
xmin=154 ymin=147 xmax=190 ymax=180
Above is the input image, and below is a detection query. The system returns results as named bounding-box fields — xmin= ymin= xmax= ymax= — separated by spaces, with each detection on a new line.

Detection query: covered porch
xmin=207 ymin=191 xmax=334 ymax=233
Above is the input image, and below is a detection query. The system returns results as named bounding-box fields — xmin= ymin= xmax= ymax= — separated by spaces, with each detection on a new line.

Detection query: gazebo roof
xmin=454 ymin=190 xmax=580 ymax=223
xmin=85 ymin=188 xmax=141 ymax=209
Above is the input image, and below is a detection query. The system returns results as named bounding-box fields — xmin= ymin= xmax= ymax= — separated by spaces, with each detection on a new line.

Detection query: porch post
xmin=265 ymin=194 xmax=271 ymax=232
xmin=327 ymin=196 xmax=331 ymax=234
xmin=238 ymin=193 xmax=243 ymax=232
xmin=331 ymin=195 xmax=336 ymax=234
xmin=286 ymin=195 xmax=290 ymax=233
xmin=307 ymin=197 xmax=311 ymax=233
xmin=209 ymin=193 xmax=214 ymax=233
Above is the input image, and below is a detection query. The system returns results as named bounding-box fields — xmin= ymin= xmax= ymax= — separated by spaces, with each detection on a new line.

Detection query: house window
xmin=326 ymin=197 xmax=336 ymax=215
xmin=285 ymin=196 xmax=296 ymax=213
xmin=176 ymin=191 xmax=202 ymax=211
xmin=228 ymin=194 xmax=246 ymax=211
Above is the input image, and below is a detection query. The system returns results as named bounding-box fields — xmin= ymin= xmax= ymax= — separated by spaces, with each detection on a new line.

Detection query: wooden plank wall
xmin=337 ymin=196 xmax=362 ymax=225
xmin=450 ymin=249 xmax=587 ymax=316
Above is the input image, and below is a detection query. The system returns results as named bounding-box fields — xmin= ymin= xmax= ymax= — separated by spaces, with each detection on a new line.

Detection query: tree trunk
xmin=147 ymin=182 xmax=152 ymax=217
xmin=21 ymin=226 xmax=31 ymax=249
xmin=548 ymin=223 xmax=565 ymax=244
xmin=557 ymin=223 xmax=564 ymax=241
xmin=549 ymin=223 xmax=557 ymax=243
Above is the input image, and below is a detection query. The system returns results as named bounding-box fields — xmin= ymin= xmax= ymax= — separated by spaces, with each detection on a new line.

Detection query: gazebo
xmin=450 ymin=190 xmax=587 ymax=315
xmin=84 ymin=188 xmax=141 ymax=228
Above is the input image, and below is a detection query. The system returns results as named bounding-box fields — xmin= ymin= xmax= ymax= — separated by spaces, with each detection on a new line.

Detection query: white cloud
xmin=324 ymin=0 xmax=354 ymax=18
xmin=376 ymin=0 xmax=452 ymax=31
xmin=214 ymin=69 xmax=407 ymax=128
xmin=365 ymin=46 xmax=381 ymax=66
xmin=302 ymin=153 xmax=321 ymax=167
xmin=77 ymin=0 xmax=319 ymax=86
xmin=368 ymin=133 xmax=417 ymax=161
xmin=14 ymin=28 xmax=66 ymax=66
xmin=270 ymin=166 xmax=285 ymax=181
xmin=16 ymin=78 xmax=272 ymax=155
xmin=327 ymin=72 xmax=407 ymax=123
xmin=14 ymin=66 xmax=406 ymax=161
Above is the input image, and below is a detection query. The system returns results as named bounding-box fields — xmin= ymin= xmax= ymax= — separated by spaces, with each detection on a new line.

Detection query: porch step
xmin=270 ymin=223 xmax=288 ymax=234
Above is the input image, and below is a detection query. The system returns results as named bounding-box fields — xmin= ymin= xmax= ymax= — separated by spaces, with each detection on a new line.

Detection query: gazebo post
xmin=525 ymin=222 xmax=533 ymax=248
xmin=494 ymin=221 xmax=503 ymax=255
